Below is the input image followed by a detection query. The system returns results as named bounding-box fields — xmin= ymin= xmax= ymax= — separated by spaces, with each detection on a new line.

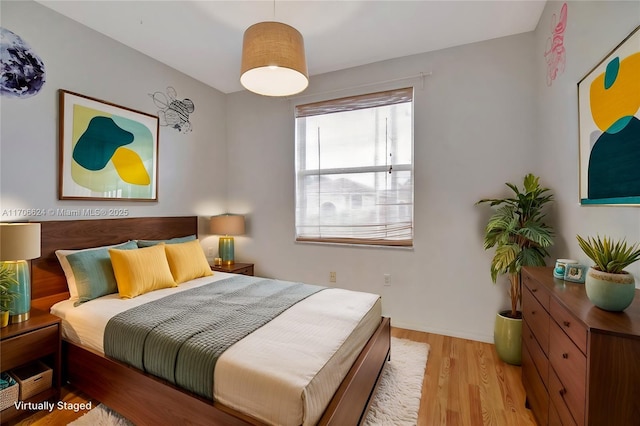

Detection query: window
xmin=295 ymin=87 xmax=414 ymax=247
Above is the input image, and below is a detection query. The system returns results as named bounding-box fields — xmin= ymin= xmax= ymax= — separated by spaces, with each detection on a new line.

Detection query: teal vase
xmin=585 ymin=267 xmax=635 ymax=312
xmin=494 ymin=310 xmax=522 ymax=365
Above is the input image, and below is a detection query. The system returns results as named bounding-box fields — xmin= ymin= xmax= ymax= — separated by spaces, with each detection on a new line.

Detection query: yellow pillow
xmin=164 ymin=239 xmax=213 ymax=284
xmin=109 ymin=244 xmax=177 ymax=298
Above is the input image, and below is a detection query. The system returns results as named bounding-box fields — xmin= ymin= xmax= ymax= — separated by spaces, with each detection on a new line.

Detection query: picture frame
xmin=578 ymin=25 xmax=640 ymax=206
xmin=564 ymin=264 xmax=587 ymax=284
xmin=59 ymin=90 xmax=159 ymax=201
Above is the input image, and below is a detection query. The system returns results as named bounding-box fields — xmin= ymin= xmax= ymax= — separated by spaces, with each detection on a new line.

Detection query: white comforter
xmin=51 ymin=272 xmax=382 ymax=425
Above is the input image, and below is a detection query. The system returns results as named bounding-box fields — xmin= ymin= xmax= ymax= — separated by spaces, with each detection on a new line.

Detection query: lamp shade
xmin=240 ymin=21 xmax=308 ymax=97
xmin=0 ymin=223 xmax=41 ymax=261
xmin=210 ymin=215 xmax=245 ymax=236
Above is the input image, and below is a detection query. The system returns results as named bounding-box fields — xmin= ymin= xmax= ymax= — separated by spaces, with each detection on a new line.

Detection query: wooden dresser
xmin=521 ymin=266 xmax=640 ymax=425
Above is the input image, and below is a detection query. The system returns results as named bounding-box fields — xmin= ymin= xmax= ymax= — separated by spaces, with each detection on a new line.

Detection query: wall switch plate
xmin=329 ymin=271 xmax=336 ymax=283
xmin=384 ymin=274 xmax=391 ymax=286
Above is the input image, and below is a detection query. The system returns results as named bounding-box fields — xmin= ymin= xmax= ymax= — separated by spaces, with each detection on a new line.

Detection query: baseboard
xmin=390 ymin=320 xmax=494 ymax=344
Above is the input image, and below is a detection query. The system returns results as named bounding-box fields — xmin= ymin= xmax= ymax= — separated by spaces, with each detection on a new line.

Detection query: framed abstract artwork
xmin=59 ymin=90 xmax=159 ymax=201
xmin=578 ymin=25 xmax=640 ymax=206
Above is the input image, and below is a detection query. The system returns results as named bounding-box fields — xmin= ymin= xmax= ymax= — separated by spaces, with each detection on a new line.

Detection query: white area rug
xmin=69 ymin=337 xmax=429 ymax=426
xmin=68 ymin=404 xmax=134 ymax=426
xmin=364 ymin=337 xmax=429 ymax=425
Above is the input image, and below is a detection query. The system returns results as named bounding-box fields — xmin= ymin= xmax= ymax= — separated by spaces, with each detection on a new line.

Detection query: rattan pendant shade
xmin=240 ymin=21 xmax=308 ymax=97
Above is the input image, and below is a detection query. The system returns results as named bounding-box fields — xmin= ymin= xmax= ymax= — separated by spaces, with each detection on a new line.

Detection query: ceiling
xmin=36 ymin=1 xmax=547 ymax=94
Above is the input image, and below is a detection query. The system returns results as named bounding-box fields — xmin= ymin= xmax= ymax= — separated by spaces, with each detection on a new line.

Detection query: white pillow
xmin=55 ymin=241 xmax=133 ymax=300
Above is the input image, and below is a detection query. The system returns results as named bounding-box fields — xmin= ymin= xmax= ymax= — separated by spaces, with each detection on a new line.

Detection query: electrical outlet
xmin=329 ymin=271 xmax=336 ymax=283
xmin=384 ymin=274 xmax=391 ymax=286
xmin=208 ymin=247 xmax=215 ymax=258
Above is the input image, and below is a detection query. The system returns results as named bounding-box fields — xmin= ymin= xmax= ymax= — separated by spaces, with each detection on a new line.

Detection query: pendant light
xmin=240 ymin=15 xmax=308 ymax=97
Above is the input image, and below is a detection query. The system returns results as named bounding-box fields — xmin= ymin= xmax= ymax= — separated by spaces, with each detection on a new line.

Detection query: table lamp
xmin=0 ymin=223 xmax=41 ymax=323
xmin=210 ymin=215 xmax=245 ymax=265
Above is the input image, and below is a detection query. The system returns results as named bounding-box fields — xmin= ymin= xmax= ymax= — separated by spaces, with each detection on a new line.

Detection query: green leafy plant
xmin=477 ymin=174 xmax=554 ymax=318
xmin=576 ymin=235 xmax=640 ymax=274
xmin=0 ymin=263 xmax=18 ymax=313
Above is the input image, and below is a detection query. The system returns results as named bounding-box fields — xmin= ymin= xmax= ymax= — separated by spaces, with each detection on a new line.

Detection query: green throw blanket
xmin=104 ymin=275 xmax=325 ymax=399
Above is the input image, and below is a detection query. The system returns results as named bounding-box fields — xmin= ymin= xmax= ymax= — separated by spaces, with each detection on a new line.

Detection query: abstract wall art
xmin=578 ymin=25 xmax=640 ymax=206
xmin=59 ymin=90 xmax=159 ymax=201
xmin=544 ymin=2 xmax=567 ymax=87
xmin=150 ymin=86 xmax=195 ymax=133
xmin=0 ymin=27 xmax=46 ymax=98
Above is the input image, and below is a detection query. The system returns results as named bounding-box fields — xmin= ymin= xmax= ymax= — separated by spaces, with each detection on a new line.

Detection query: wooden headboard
xmin=31 ymin=216 xmax=198 ymax=309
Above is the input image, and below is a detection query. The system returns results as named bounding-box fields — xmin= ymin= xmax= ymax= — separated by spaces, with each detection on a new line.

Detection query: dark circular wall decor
xmin=1 ymin=27 xmax=46 ymax=98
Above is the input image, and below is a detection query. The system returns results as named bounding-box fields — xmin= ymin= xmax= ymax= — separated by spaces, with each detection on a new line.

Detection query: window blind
xmin=294 ymin=87 xmax=414 ymax=247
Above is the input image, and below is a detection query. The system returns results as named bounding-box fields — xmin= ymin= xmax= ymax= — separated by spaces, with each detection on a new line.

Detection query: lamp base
xmin=10 ymin=312 xmax=30 ymax=323
xmin=2 ymin=260 xmax=31 ymax=323
xmin=218 ymin=236 xmax=235 ymax=265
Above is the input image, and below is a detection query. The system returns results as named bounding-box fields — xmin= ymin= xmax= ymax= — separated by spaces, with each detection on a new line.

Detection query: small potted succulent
xmin=0 ymin=264 xmax=18 ymax=327
xmin=576 ymin=235 xmax=640 ymax=311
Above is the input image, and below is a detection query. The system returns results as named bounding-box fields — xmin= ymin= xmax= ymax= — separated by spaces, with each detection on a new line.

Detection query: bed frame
xmin=30 ymin=216 xmax=391 ymax=426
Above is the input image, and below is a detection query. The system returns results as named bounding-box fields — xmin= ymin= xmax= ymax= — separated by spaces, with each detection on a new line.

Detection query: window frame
xmin=294 ymin=87 xmax=415 ymax=247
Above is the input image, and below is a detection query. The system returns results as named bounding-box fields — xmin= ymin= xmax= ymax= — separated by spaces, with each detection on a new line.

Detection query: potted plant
xmin=0 ymin=264 xmax=18 ymax=327
xmin=476 ymin=173 xmax=554 ymax=365
xmin=576 ymin=235 xmax=640 ymax=311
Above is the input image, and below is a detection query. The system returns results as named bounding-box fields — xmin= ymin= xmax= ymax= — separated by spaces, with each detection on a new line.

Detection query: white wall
xmin=226 ymin=33 xmax=538 ymax=342
xmin=534 ymin=1 xmax=640 ymax=278
xmin=0 ymin=0 xmax=228 ymax=246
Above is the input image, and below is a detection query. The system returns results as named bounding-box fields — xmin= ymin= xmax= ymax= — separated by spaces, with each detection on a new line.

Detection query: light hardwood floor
xmin=9 ymin=328 xmax=537 ymax=426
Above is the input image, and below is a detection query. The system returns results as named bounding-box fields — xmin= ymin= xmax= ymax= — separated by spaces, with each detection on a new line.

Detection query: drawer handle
xmin=563 ymin=321 xmax=570 ymax=327
xmin=531 ymin=288 xmax=538 ymax=293
xmin=562 ymin=353 xmax=569 ymax=359
xmin=531 ymin=310 xmax=536 ymax=315
xmin=559 ymin=388 xmax=567 ymax=396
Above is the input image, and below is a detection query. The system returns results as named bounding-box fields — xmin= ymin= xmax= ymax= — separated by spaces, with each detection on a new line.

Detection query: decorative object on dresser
xmin=576 ymin=234 xmax=640 ymax=312
xmin=476 ymin=174 xmax=554 ymax=365
xmin=521 ymin=266 xmax=640 ymax=425
xmin=563 ymin=264 xmax=587 ymax=284
xmin=553 ymin=258 xmax=578 ymax=279
xmin=210 ymin=214 xmax=245 ymax=265
xmin=0 ymin=223 xmax=41 ymax=323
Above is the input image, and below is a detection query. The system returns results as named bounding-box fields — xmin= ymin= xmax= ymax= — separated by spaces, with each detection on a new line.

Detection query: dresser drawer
xmin=0 ymin=324 xmax=59 ymax=371
xmin=523 ymin=272 xmax=550 ymax=311
xmin=550 ymin=298 xmax=587 ymax=354
xmin=522 ymin=345 xmax=549 ymax=426
xmin=522 ymin=286 xmax=550 ymax=354
xmin=522 ymin=320 xmax=548 ymax=389
xmin=549 ymin=320 xmax=586 ymax=425
xmin=549 ymin=368 xmax=578 ymax=426
xmin=548 ymin=400 xmax=568 ymax=426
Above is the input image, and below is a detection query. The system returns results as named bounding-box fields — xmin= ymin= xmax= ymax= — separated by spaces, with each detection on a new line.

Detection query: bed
xmin=31 ymin=216 xmax=391 ymax=426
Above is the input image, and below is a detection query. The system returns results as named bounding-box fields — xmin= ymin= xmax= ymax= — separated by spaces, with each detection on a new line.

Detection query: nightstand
xmin=0 ymin=309 xmax=61 ymax=422
xmin=210 ymin=262 xmax=254 ymax=276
